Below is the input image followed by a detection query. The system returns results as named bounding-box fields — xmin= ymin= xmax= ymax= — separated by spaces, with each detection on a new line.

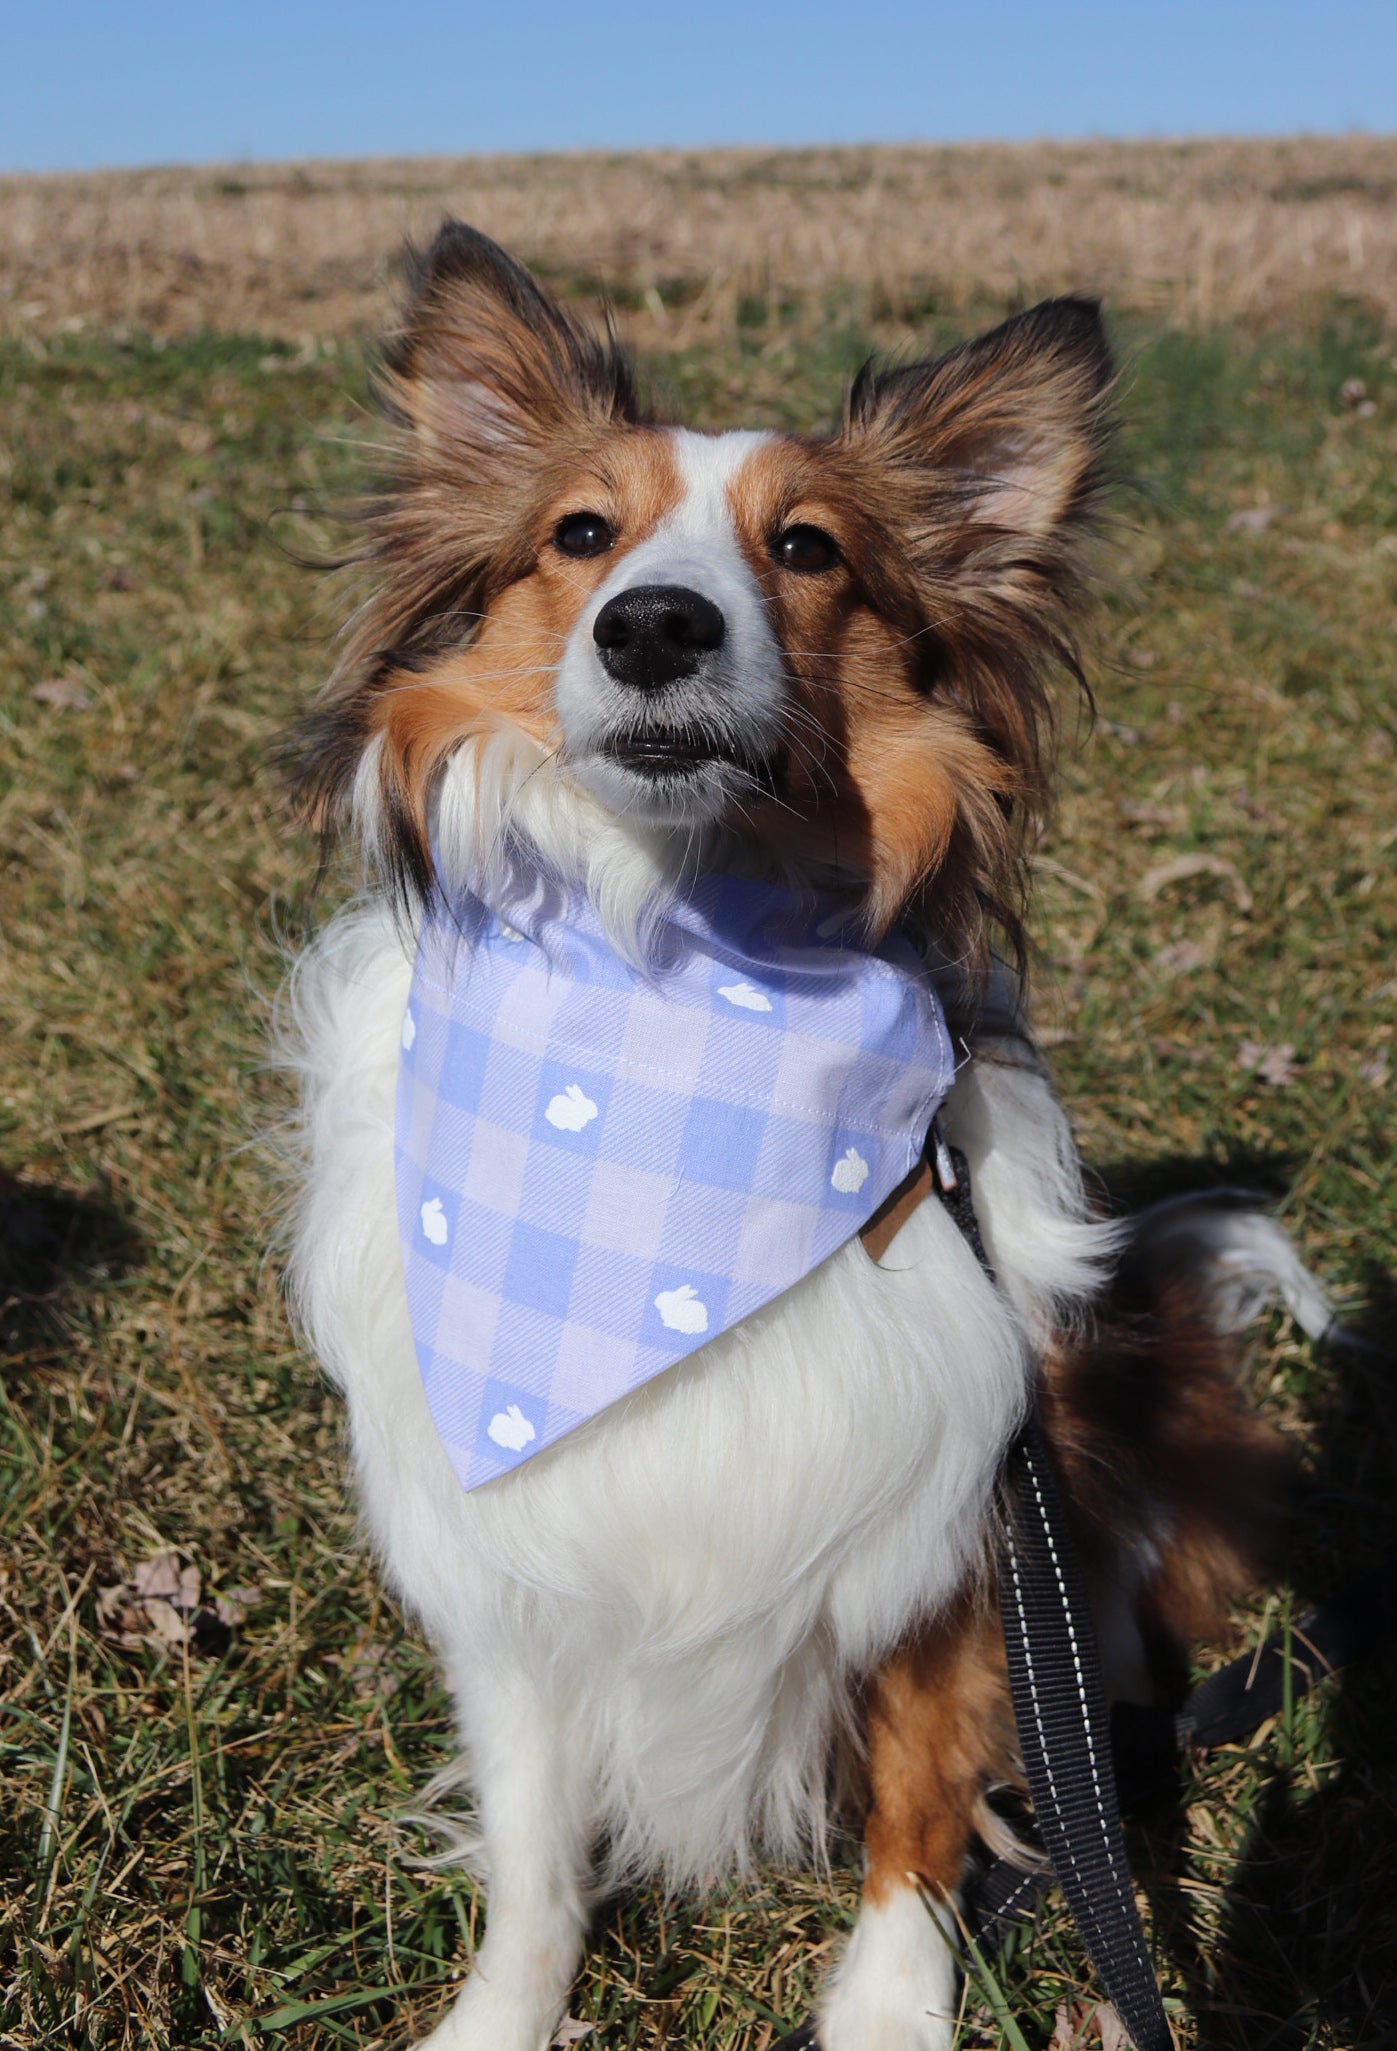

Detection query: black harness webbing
xmin=943 ymin=1137 xmax=1172 ymax=2051
xmin=996 ymin=1410 xmax=1172 ymax=2051
xmin=967 ymin=1549 xmax=1397 ymax=1946
xmin=772 ymin=1133 xmax=1394 ymax=2051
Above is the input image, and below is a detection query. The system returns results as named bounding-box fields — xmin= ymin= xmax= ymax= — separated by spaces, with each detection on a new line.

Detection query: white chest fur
xmin=279 ymin=893 xmax=1114 ymax=1882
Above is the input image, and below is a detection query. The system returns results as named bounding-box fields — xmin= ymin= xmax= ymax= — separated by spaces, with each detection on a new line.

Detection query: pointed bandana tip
xmin=395 ymin=866 xmax=954 ymax=1488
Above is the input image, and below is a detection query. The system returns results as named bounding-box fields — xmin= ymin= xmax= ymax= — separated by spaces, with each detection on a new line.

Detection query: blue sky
xmin=5 ymin=1 xmax=1394 ymax=174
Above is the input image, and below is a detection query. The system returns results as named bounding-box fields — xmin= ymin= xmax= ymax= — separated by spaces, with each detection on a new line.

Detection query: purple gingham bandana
xmin=394 ymin=862 xmax=955 ymax=1489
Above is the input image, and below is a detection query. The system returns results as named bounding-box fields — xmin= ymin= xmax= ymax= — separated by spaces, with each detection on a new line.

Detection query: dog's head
xmin=299 ymin=223 xmax=1111 ymax=965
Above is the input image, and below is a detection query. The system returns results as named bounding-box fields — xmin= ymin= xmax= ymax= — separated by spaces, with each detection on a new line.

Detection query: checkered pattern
xmin=395 ymin=868 xmax=954 ymax=1489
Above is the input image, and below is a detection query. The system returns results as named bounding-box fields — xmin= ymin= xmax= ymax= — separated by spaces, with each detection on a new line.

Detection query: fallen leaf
xmin=1228 ymin=504 xmax=1284 ymax=534
xmin=1048 ymin=2000 xmax=1129 ymax=2051
xmin=1154 ymin=938 xmax=1210 ymax=974
xmin=96 ymin=1547 xmax=255 ymax=1654
xmin=333 ymin=1637 xmax=401 ymax=1700
xmin=1138 ymin=852 xmax=1253 ymax=913
xmin=551 ymin=2022 xmax=594 ymax=2047
xmin=1360 ymin=1052 xmax=1389 ymax=1087
xmin=32 ymin=677 xmax=92 ymax=711
xmin=1151 ymin=1036 xmax=1208 ymax=1065
xmin=133 ymin=1549 xmax=199 ymax=1607
xmin=1238 ymin=1040 xmax=1299 ymax=1087
xmin=1095 ymin=2005 xmax=1129 ymax=2051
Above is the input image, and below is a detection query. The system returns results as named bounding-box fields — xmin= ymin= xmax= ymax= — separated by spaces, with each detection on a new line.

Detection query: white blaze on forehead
xmin=662 ymin=428 xmax=773 ymax=546
xmin=553 ymin=426 xmax=789 ymax=825
xmin=590 ymin=428 xmax=773 ymax=597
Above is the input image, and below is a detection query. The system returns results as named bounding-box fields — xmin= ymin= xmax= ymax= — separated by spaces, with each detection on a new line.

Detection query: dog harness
xmin=394 ymin=862 xmax=956 ymax=1489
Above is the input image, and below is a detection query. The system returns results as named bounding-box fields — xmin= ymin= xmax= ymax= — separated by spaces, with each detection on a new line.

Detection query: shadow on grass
xmin=1134 ymin=1257 xmax=1397 ymax=2050
xmin=0 ymin=1164 xmax=144 ymax=1367
xmin=1090 ymin=1145 xmax=1301 ymax=1215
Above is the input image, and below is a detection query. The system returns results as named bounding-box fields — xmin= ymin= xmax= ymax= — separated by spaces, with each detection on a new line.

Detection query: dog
xmin=278 ymin=222 xmax=1328 ymax=2051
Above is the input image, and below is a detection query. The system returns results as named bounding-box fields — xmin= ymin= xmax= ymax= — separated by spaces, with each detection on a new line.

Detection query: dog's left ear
xmin=835 ymin=301 xmax=1112 ymax=969
xmin=841 ymin=297 xmax=1112 ymax=600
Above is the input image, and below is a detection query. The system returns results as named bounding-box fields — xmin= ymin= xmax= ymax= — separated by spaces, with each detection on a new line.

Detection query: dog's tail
xmin=1045 ymin=1191 xmax=1335 ymax=1688
xmin=1117 ymin=1188 xmax=1334 ymax=1345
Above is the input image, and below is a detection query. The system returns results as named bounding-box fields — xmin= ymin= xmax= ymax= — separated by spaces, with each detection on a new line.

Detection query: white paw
xmin=819 ymin=1888 xmax=958 ymax=2051
xmin=411 ymin=1971 xmax=562 ymax=2051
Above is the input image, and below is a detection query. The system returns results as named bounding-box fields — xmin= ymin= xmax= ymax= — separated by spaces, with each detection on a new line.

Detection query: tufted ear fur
xmin=834 ymin=298 xmax=1114 ymax=969
xmin=292 ymin=222 xmax=644 ymax=859
xmin=386 ymin=221 xmax=641 ymax=468
xmin=844 ymin=297 xmax=1111 ymax=547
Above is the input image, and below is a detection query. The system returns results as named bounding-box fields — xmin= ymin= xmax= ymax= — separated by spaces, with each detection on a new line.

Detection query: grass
xmin=1 ymin=282 xmax=1395 ymax=2051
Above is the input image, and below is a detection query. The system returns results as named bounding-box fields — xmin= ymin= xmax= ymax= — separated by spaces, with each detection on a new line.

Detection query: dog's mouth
xmin=598 ymin=728 xmax=782 ymax=794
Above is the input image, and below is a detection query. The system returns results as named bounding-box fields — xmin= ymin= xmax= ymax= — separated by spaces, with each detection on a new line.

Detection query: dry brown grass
xmin=2 ymin=146 xmax=1395 ymax=2046
xmin=3 ymin=134 xmax=1396 ymax=347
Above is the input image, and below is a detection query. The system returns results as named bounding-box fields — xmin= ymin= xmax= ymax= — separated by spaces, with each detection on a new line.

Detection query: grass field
xmin=2 ymin=143 xmax=1395 ymax=2051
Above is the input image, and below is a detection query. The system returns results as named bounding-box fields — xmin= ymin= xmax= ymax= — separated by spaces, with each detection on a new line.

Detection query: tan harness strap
xmin=858 ymin=1155 xmax=934 ymax=1263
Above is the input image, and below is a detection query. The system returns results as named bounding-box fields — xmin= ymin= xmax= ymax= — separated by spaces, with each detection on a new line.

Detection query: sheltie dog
xmin=278 ymin=223 xmax=1326 ymax=2050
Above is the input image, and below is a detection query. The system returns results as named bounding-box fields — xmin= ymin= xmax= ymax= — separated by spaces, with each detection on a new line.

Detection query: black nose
xmin=592 ymin=584 xmax=726 ymax=690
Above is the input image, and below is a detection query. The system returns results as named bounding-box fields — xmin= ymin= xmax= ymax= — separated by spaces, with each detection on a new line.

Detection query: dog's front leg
xmin=819 ymin=1598 xmax=1013 ymax=2051
xmin=416 ymin=1667 xmax=593 ymax=2051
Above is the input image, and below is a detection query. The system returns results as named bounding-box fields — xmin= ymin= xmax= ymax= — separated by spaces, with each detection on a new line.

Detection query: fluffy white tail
xmin=1126 ymin=1190 xmax=1334 ymax=1343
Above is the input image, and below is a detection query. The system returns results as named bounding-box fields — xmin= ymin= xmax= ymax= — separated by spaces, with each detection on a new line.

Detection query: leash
xmin=774 ymin=1130 xmax=1394 ymax=2051
xmin=944 ymin=1136 xmax=1174 ymax=2051
xmin=967 ymin=1549 xmax=1397 ymax=1946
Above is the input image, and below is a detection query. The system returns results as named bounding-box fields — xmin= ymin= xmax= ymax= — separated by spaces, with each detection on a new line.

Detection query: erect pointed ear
xmin=841 ymin=297 xmax=1113 ymax=587
xmin=832 ymin=301 xmax=1112 ymax=973
xmin=383 ymin=219 xmax=642 ymax=465
xmin=290 ymin=226 xmax=644 ymax=873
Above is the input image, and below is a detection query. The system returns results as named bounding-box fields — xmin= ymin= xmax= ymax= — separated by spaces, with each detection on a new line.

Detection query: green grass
xmin=1 ymin=303 xmax=1394 ymax=2050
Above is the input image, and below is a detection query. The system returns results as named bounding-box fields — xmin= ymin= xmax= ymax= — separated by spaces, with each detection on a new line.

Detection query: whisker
xmin=417 ymin=609 xmax=573 ymax=645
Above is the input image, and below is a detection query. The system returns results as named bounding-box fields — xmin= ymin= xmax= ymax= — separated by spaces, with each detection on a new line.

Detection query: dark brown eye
xmin=553 ymin=511 xmax=615 ymax=558
xmin=773 ymin=524 xmax=841 ymax=574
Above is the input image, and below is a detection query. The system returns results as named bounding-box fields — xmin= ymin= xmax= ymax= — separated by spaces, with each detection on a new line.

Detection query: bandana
xmin=394 ymin=863 xmax=955 ymax=1489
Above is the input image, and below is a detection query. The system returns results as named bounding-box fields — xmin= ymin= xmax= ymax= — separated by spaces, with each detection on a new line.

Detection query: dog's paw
xmin=410 ymin=1975 xmax=561 ymax=2051
xmin=818 ymin=1887 xmax=958 ymax=2051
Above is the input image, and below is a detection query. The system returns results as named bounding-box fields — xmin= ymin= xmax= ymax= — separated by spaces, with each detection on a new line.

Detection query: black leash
xmin=940 ymin=1134 xmax=1172 ymax=2051
xmin=773 ymin=1131 xmax=1394 ymax=2051
xmin=968 ymin=1550 xmax=1397 ymax=1946
xmin=995 ymin=1409 xmax=1172 ymax=2050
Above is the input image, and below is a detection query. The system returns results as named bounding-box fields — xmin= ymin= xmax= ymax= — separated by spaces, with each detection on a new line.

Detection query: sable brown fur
xmin=292 ymin=225 xmax=1113 ymax=974
xmin=859 ymin=1249 xmax=1294 ymax=1913
xmin=827 ymin=299 xmax=1114 ymax=967
xmin=1042 ymin=1264 xmax=1295 ymax=1672
xmin=291 ymin=222 xmax=650 ymax=905
xmin=862 ymin=1593 xmax=1017 ymax=1907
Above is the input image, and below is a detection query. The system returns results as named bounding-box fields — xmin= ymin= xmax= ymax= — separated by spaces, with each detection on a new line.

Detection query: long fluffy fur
xmin=274 ymin=227 xmax=1323 ymax=2051
xmin=277 ymin=745 xmax=1109 ymax=1889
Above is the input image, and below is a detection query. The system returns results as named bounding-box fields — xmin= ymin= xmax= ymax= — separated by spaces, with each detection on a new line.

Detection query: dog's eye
xmin=773 ymin=524 xmax=841 ymax=574
xmin=553 ymin=512 xmax=615 ymax=558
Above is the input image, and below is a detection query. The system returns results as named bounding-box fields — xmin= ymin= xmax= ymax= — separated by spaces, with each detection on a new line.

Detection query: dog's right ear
xmin=290 ymin=225 xmax=643 ymax=895
xmin=384 ymin=221 xmax=642 ymax=465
